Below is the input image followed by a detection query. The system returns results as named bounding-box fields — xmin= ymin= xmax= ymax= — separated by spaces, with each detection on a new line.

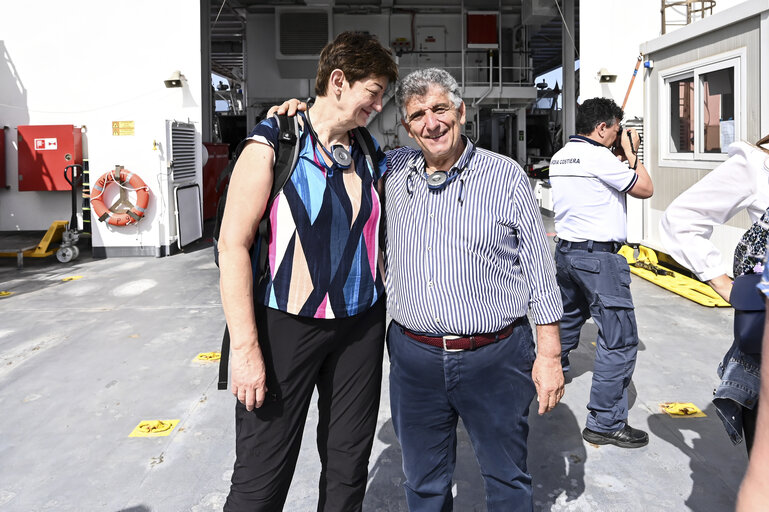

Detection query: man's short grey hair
xmin=395 ymin=68 xmax=463 ymax=118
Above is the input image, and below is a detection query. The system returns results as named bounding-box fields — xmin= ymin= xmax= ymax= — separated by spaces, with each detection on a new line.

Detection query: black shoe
xmin=582 ymin=425 xmax=649 ymax=448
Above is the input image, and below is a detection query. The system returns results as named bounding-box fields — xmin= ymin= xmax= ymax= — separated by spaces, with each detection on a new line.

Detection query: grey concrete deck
xmin=0 ymin=217 xmax=748 ymax=511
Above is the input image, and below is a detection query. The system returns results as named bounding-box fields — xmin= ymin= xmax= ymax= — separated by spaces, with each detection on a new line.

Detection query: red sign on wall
xmin=34 ymin=138 xmax=59 ymax=151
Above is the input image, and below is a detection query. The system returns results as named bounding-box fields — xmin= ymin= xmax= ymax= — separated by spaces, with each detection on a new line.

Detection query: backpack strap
xmin=217 ymin=326 xmax=231 ymax=390
xmin=219 ymin=113 xmax=300 ymax=391
xmin=351 ymin=126 xmax=377 ymax=173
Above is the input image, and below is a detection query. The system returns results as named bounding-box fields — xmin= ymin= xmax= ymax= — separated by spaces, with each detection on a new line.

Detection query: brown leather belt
xmin=402 ymin=322 xmax=518 ymax=351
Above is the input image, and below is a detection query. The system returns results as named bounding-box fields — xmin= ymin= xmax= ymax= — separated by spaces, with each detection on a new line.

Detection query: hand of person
xmin=532 ymin=354 xmax=565 ymax=415
xmin=620 ymin=126 xmax=641 ymax=156
xmin=707 ymin=273 xmax=733 ymax=303
xmin=266 ymin=98 xmax=308 ymax=118
xmin=230 ymin=342 xmax=268 ymax=411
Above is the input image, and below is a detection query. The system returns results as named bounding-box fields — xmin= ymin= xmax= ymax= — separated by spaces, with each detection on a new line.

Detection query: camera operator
xmin=549 ymin=97 xmax=653 ymax=448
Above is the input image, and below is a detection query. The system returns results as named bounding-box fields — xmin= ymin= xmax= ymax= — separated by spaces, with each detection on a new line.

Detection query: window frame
xmin=658 ymin=49 xmax=745 ymax=168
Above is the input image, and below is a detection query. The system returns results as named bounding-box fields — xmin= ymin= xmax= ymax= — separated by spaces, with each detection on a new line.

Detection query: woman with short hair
xmin=218 ymin=31 xmax=397 ymax=511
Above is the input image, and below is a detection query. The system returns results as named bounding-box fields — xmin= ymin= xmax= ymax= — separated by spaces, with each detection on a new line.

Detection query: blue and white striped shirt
xmin=384 ymin=138 xmax=563 ymax=335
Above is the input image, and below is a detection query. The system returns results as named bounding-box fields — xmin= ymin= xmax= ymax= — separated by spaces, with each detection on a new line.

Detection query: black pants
xmin=224 ymin=299 xmax=386 ymax=512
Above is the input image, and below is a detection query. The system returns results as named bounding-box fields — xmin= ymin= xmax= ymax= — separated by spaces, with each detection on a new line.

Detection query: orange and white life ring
xmin=90 ymin=166 xmax=150 ymax=226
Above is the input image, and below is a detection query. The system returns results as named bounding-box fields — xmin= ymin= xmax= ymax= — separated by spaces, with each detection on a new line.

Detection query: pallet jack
xmin=55 ymin=164 xmax=83 ymax=263
xmin=0 ymin=164 xmax=85 ymax=268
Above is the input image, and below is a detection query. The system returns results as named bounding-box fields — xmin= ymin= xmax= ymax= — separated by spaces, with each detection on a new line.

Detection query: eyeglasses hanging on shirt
xmin=405 ymin=144 xmax=476 ymax=204
xmin=303 ymin=110 xmax=352 ymax=177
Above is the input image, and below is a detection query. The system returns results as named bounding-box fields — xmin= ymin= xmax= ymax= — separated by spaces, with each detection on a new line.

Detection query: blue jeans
xmin=555 ymin=243 xmax=639 ymax=432
xmin=388 ymin=320 xmax=536 ymax=512
xmin=713 ymin=340 xmax=760 ymax=447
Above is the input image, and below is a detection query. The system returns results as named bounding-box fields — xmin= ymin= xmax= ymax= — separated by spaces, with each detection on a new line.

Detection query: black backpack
xmin=215 ymin=113 xmax=378 ymax=390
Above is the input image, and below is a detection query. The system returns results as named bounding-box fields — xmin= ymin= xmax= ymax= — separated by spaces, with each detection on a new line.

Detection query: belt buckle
xmin=442 ymin=335 xmax=464 ymax=352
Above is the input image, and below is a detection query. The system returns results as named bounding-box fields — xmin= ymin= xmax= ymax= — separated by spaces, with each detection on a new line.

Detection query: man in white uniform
xmin=549 ymin=97 xmax=653 ymax=448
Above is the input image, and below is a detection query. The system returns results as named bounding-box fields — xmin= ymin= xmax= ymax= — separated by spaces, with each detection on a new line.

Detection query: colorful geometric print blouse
xmin=247 ymin=114 xmax=386 ymax=319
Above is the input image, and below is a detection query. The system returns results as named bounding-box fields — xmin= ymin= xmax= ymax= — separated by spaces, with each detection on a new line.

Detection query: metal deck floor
xmin=0 ymin=217 xmax=748 ymax=512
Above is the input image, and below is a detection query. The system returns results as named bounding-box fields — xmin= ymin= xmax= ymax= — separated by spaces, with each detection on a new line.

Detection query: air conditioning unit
xmin=275 ymin=7 xmax=332 ymax=78
xmin=522 ymin=0 xmax=557 ymax=25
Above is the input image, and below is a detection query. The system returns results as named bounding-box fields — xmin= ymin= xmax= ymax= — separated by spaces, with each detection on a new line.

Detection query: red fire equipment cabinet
xmin=17 ymin=125 xmax=83 ymax=191
xmin=202 ymin=142 xmax=230 ymax=221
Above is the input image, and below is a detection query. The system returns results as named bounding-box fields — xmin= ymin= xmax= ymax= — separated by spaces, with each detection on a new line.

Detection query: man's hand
xmin=533 ymin=322 xmax=564 ymax=415
xmin=620 ymin=126 xmax=641 ymax=157
xmin=230 ymin=343 xmax=268 ymax=411
xmin=266 ymin=98 xmax=308 ymax=118
xmin=532 ymin=354 xmax=565 ymax=414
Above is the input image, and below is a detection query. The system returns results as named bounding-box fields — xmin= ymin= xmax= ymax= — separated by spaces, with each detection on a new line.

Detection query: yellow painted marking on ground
xmin=195 ymin=352 xmax=221 ymax=362
xmin=660 ymin=402 xmax=706 ymax=418
xmin=62 ymin=276 xmax=83 ymax=282
xmin=129 ymin=419 xmax=180 ymax=437
xmin=0 ymin=291 xmax=12 ymax=297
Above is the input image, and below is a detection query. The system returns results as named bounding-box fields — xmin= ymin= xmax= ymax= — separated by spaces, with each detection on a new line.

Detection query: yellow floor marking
xmin=0 ymin=291 xmax=12 ymax=297
xmin=195 ymin=352 xmax=221 ymax=362
xmin=62 ymin=276 xmax=83 ymax=282
xmin=129 ymin=419 xmax=180 ymax=437
xmin=660 ymin=402 xmax=706 ymax=417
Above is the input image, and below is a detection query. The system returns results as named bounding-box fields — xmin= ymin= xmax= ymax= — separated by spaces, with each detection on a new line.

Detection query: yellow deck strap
xmin=619 ymin=245 xmax=730 ymax=308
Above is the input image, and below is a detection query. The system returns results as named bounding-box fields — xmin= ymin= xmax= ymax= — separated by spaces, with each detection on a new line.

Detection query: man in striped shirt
xmin=385 ymin=68 xmax=564 ymax=512
xmin=549 ymin=98 xmax=653 ymax=449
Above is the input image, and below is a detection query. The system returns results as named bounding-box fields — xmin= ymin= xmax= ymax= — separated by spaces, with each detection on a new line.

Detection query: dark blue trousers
xmin=554 ymin=243 xmax=639 ymax=432
xmin=388 ymin=320 xmax=536 ymax=512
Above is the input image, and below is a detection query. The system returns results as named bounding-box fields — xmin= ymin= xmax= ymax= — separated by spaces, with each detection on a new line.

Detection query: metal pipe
xmin=471 ymin=53 xmax=494 ymax=107
xmin=498 ymin=0 xmax=502 ymax=90
xmin=461 ymin=0 xmax=465 ymax=90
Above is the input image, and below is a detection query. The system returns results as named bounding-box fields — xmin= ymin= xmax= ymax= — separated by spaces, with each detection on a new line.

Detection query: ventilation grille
xmin=169 ymin=122 xmax=196 ymax=183
xmin=278 ymin=11 xmax=329 ymax=56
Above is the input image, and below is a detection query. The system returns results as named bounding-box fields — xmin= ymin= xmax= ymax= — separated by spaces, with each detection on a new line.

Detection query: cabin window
xmin=669 ymin=76 xmax=694 ymax=153
xmin=701 ymin=68 xmax=735 ymax=153
xmin=660 ymin=51 xmax=742 ymax=166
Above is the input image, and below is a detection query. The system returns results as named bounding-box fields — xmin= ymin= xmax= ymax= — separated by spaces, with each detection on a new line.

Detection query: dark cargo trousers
xmin=554 ymin=242 xmax=639 ymax=433
xmin=224 ymin=299 xmax=386 ymax=512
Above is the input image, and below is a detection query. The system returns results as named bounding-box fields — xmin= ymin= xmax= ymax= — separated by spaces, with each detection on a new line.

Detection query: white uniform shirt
xmin=660 ymin=141 xmax=769 ymax=281
xmin=549 ymin=135 xmax=638 ymax=242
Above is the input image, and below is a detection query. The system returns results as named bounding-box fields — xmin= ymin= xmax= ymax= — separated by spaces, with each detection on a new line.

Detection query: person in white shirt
xmin=660 ymin=140 xmax=769 ymax=302
xmin=660 ymin=136 xmax=769 ymax=452
xmin=549 ymin=97 xmax=653 ymax=448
